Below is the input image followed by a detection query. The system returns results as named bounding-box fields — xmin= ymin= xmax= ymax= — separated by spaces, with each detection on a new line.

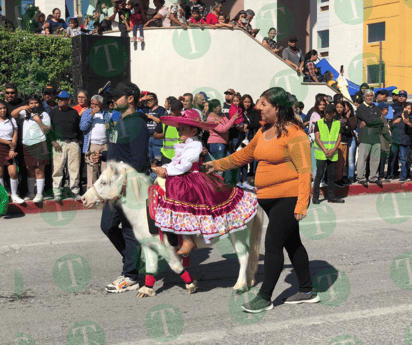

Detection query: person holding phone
xmin=11 ymin=95 xmax=51 ymax=203
xmin=79 ymin=95 xmax=111 ymax=190
xmin=387 ymin=91 xmax=409 ymax=182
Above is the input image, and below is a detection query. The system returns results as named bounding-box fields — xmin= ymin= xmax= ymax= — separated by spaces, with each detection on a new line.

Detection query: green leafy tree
xmin=0 ymin=28 xmax=72 ymax=96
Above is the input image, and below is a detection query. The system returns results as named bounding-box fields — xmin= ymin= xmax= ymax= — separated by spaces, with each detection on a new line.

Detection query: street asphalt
xmin=1 ymin=192 xmax=412 ymax=345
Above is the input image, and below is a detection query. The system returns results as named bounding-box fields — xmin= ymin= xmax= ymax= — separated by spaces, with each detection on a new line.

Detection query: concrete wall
xmin=105 ymin=27 xmax=337 ymax=109
xmin=35 ymin=0 xmax=66 ymax=19
xmin=328 ymin=0 xmax=364 ymax=85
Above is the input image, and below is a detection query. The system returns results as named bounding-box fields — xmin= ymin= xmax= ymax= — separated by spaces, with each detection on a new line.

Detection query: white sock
xmin=36 ymin=178 xmax=45 ymax=195
xmin=10 ymin=178 xmax=18 ymax=196
xmin=0 ymin=178 xmax=4 ymax=186
xmin=28 ymin=178 xmax=36 ymax=195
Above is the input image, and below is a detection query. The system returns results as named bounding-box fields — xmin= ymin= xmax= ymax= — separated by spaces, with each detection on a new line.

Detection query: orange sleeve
xmin=287 ymin=130 xmax=312 ymax=215
xmin=213 ymin=129 xmax=261 ymax=171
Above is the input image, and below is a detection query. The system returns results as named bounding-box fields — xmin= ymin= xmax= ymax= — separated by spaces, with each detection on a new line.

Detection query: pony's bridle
xmin=91 ymin=175 xmax=128 ymax=203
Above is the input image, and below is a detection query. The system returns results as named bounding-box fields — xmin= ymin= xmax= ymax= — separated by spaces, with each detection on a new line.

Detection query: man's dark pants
xmin=313 ymin=159 xmax=336 ymax=200
xmin=101 ymin=203 xmax=139 ymax=281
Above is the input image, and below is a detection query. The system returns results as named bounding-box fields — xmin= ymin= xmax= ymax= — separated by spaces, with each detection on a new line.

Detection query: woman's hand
xmin=202 ymin=161 xmax=215 ymax=174
xmin=295 ymin=213 xmax=306 ymax=221
xmin=232 ymin=111 xmax=239 ymax=120
xmin=153 ymin=167 xmax=167 ymax=178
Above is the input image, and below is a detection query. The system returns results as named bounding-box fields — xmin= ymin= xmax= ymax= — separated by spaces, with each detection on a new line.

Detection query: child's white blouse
xmin=163 ymin=137 xmax=203 ymax=176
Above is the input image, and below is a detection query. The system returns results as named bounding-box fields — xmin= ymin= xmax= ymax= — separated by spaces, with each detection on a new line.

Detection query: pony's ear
xmin=108 ymin=162 xmax=121 ymax=179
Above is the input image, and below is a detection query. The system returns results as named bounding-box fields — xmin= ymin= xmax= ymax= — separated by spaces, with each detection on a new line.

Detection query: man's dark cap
xmin=170 ymin=100 xmax=183 ymax=110
xmin=378 ymin=102 xmax=389 ymax=109
xmin=376 ymin=89 xmax=389 ymax=97
xmin=107 ymin=81 xmax=140 ymax=100
xmin=325 ymin=104 xmax=336 ymax=113
xmin=289 ymin=36 xmax=298 ymax=42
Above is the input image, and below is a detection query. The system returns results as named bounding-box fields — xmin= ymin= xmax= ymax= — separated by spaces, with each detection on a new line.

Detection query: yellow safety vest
xmin=314 ymin=119 xmax=340 ymax=161
xmin=161 ymin=124 xmax=181 ymax=159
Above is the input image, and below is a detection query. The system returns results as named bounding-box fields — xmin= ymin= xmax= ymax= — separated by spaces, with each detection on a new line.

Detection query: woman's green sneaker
xmin=241 ymin=294 xmax=274 ymax=313
xmin=283 ymin=291 xmax=320 ymax=304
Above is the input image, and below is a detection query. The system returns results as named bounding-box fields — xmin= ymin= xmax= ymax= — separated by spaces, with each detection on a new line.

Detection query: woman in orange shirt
xmin=204 ymin=87 xmax=319 ymax=313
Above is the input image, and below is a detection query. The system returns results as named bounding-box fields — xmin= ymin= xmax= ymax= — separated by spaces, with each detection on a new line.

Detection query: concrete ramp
xmin=106 ymin=27 xmax=338 ymax=107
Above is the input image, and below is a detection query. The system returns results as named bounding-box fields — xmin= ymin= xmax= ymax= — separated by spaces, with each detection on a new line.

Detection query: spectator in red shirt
xmin=303 ymin=50 xmax=320 ymax=83
xmin=72 ymin=91 xmax=90 ymax=116
xmin=206 ymin=1 xmax=222 ymax=25
xmin=188 ymin=8 xmax=206 ymax=26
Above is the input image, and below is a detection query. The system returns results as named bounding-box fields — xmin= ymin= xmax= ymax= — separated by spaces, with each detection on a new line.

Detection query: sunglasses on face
xmin=5 ymin=91 xmax=16 ymax=95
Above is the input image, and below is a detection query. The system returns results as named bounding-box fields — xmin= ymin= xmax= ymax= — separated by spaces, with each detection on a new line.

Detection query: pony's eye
xmin=101 ymin=181 xmax=107 ymax=186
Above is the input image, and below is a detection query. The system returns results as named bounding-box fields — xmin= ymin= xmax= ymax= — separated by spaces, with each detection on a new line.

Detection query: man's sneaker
xmin=33 ymin=194 xmax=44 ymax=203
xmin=358 ymin=179 xmax=368 ymax=186
xmin=54 ymin=194 xmax=63 ymax=201
xmin=11 ymin=195 xmax=25 ymax=204
xmin=320 ymin=181 xmax=328 ymax=188
xmin=385 ymin=176 xmax=393 ymax=182
xmin=241 ymin=294 xmax=273 ymax=313
xmin=242 ymin=181 xmax=255 ymax=190
xmin=138 ymin=36 xmax=144 ymax=42
xmin=399 ymin=178 xmax=407 ymax=183
xmin=24 ymin=193 xmax=35 ymax=201
xmin=105 ymin=276 xmax=139 ymax=293
xmin=236 ymin=182 xmax=243 ymax=188
xmin=131 ymin=36 xmax=137 ymax=42
xmin=105 ymin=276 xmax=124 ymax=290
xmin=283 ymin=291 xmax=320 ymax=304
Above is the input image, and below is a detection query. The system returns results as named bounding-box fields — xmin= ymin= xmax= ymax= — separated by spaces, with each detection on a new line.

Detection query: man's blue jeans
xmin=399 ymin=145 xmax=411 ymax=179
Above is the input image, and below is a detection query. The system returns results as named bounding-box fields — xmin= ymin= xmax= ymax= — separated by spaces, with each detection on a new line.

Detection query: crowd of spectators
xmin=0 ymin=78 xmax=410 ymax=206
xmin=1 ymin=1 xmax=261 ymax=40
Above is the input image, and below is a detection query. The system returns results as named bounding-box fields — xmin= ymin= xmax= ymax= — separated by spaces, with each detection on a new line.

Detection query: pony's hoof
xmin=247 ymin=279 xmax=256 ymax=287
xmin=234 ymin=285 xmax=249 ymax=294
xmin=186 ymin=280 xmax=198 ymax=294
xmin=136 ymin=286 xmax=156 ymax=298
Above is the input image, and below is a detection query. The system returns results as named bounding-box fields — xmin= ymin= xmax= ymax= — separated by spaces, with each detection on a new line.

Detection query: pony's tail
xmin=247 ymin=206 xmax=264 ymax=287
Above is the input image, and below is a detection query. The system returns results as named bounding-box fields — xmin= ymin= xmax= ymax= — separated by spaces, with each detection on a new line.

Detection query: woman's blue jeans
xmin=347 ymin=136 xmax=357 ymax=179
xmin=209 ymin=143 xmax=233 ymax=184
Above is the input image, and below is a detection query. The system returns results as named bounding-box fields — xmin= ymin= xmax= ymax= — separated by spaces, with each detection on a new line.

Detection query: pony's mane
xmin=107 ymin=160 xmax=134 ymax=173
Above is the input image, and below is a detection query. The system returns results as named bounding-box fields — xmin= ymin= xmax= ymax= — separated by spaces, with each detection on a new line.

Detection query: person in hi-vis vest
xmin=153 ymin=100 xmax=183 ymax=165
xmin=312 ymin=104 xmax=345 ymax=204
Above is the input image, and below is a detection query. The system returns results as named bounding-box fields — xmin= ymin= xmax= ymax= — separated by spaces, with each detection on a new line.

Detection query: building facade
xmin=310 ymin=0 xmax=412 ymax=91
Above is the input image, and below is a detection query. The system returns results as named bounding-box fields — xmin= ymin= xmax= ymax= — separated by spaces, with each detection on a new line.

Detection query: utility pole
xmin=378 ymin=41 xmax=383 ymax=88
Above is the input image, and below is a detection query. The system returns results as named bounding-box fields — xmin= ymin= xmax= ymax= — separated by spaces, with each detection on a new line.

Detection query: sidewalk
xmin=5 ymin=180 xmax=412 ymax=216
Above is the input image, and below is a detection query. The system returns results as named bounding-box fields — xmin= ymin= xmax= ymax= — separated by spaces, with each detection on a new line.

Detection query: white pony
xmin=82 ymin=161 xmax=264 ymax=298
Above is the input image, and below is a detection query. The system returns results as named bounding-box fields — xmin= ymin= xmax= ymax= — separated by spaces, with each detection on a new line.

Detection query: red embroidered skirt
xmin=155 ymin=172 xmax=258 ymax=241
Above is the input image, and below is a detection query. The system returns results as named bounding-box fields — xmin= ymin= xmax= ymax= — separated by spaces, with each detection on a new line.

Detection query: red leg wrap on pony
xmin=145 ymin=275 xmax=156 ymax=288
xmin=180 ymin=270 xmax=194 ymax=284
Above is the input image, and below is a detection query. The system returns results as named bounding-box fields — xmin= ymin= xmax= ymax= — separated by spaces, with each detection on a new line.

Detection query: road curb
xmin=8 ymin=199 xmax=87 ymax=216
xmin=5 ymin=181 xmax=412 ymax=215
xmin=316 ymin=180 xmax=412 ymax=197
